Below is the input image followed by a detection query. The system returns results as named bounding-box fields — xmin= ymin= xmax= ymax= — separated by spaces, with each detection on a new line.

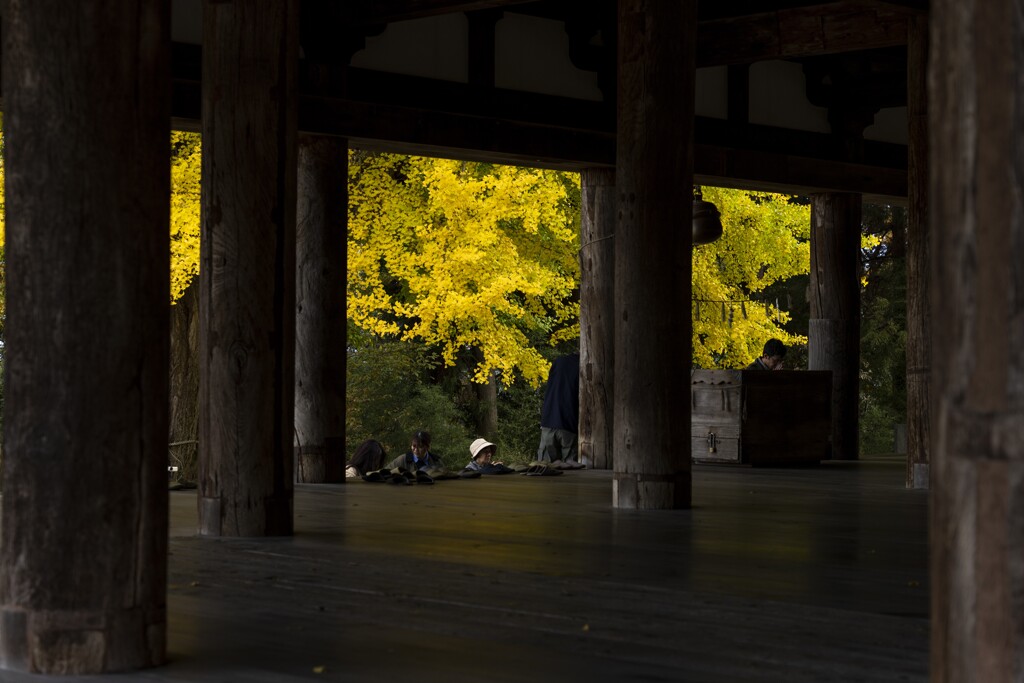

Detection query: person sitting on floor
xmin=465 ymin=438 xmax=515 ymax=474
xmin=346 ymin=439 xmax=388 ymax=479
xmin=387 ymin=430 xmax=444 ymax=473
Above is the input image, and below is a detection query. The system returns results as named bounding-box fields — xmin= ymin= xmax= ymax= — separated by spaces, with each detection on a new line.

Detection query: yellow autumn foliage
xmin=348 ymin=152 xmax=579 ymax=386
xmin=170 ymin=131 xmax=202 ymax=302
xmin=692 ymin=187 xmax=810 ymax=367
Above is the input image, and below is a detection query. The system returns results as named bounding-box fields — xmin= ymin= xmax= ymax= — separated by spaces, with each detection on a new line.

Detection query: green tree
xmin=346 ymin=323 xmax=473 ymax=459
xmin=859 ymin=203 xmax=907 ymax=454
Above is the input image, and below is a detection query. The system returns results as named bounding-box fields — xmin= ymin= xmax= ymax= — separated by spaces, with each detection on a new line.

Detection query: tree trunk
xmin=904 ymin=13 xmax=930 ymax=489
xmin=808 ymin=193 xmax=862 ymax=461
xmin=613 ymin=0 xmax=694 ymax=509
xmin=0 ymin=1 xmax=170 ymax=673
xmin=579 ymin=167 xmax=615 ymax=470
xmin=930 ymin=0 xmax=1024 ymax=680
xmin=199 ymin=0 xmax=298 ymax=536
xmin=474 ymin=374 xmax=499 ymax=441
xmin=170 ymin=279 xmax=200 ymax=483
xmin=295 ymin=135 xmax=347 ymax=483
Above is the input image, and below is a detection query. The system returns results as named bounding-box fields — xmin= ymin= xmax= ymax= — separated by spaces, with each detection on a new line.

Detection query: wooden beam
xmin=904 ymin=12 xmax=929 ymax=489
xmin=294 ymin=136 xmax=348 ymax=484
xmin=171 ymin=74 xmax=906 ymax=197
xmin=614 ymin=0 xmax=694 ymax=509
xmin=697 ymin=1 xmax=911 ymax=66
xmin=694 ymin=145 xmax=907 ymax=199
xmin=0 ymin=0 xmax=171 ymax=673
xmin=199 ymin=0 xmax=298 ymax=537
xmin=579 ymin=168 xmax=616 ymax=471
xmin=808 ymin=193 xmax=863 ymax=461
xmin=298 ymin=95 xmax=616 ymax=168
xmin=346 ymin=0 xmax=534 ymax=25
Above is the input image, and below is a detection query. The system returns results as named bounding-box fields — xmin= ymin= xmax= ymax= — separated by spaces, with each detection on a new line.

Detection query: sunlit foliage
xmin=347 ymin=152 xmax=580 ymax=387
xmin=170 ymin=131 xmax=201 ymax=302
xmin=691 ymin=187 xmax=811 ymax=367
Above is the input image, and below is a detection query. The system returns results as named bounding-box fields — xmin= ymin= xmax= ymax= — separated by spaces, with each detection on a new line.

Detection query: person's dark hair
xmin=763 ymin=338 xmax=786 ymax=358
xmin=411 ymin=431 xmax=431 ymax=447
xmin=349 ymin=440 xmax=387 ymax=475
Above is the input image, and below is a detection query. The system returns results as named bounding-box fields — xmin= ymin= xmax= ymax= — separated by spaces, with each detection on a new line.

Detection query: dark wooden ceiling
xmin=170 ymin=0 xmax=926 ymax=198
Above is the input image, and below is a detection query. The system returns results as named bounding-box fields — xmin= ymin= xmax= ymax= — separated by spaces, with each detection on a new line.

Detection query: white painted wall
xmin=352 ymin=14 xmax=469 ymax=83
xmin=171 ymin=2 xmax=909 ymax=143
xmin=865 ymin=107 xmax=908 ymax=144
xmin=696 ymin=66 xmax=728 ymax=119
xmin=172 ymin=0 xmax=201 ymax=44
xmin=494 ymin=13 xmax=602 ymax=100
xmin=749 ymin=60 xmax=830 ymax=133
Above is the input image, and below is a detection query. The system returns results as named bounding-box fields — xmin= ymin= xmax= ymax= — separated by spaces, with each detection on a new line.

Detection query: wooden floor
xmin=11 ymin=456 xmax=929 ymax=682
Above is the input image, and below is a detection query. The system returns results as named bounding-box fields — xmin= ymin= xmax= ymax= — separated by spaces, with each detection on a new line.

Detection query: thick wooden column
xmin=905 ymin=14 xmax=930 ymax=489
xmin=295 ymin=136 xmax=348 ymax=483
xmin=0 ymin=1 xmax=170 ymax=674
xmin=808 ymin=193 xmax=861 ymax=461
xmin=579 ymin=167 xmax=615 ymax=470
xmin=199 ymin=1 xmax=298 ymax=535
xmin=613 ymin=1 xmax=693 ymax=508
xmin=931 ymin=0 xmax=1024 ymax=680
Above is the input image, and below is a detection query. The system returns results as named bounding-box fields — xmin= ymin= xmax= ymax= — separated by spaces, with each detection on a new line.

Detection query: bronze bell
xmin=692 ymin=187 xmax=723 ymax=245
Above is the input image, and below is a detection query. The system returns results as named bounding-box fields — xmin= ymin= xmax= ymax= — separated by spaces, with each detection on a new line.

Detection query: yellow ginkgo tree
xmin=691 ymin=187 xmax=811 ymax=367
xmin=170 ymin=131 xmax=201 ymax=303
xmin=347 ymin=152 xmax=580 ymax=386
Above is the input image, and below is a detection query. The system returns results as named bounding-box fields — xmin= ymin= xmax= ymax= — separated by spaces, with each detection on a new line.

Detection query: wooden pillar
xmin=199 ymin=1 xmax=298 ymax=536
xmin=295 ymin=136 xmax=348 ymax=483
xmin=931 ymin=0 xmax=1024 ymax=679
xmin=905 ymin=14 xmax=930 ymax=489
xmin=613 ymin=1 xmax=693 ymax=508
xmin=579 ymin=167 xmax=615 ymax=470
xmin=0 ymin=1 xmax=170 ymax=674
xmin=808 ymin=193 xmax=861 ymax=461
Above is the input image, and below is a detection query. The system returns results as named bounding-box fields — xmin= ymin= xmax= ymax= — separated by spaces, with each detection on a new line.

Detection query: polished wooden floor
xmin=11 ymin=456 xmax=928 ymax=682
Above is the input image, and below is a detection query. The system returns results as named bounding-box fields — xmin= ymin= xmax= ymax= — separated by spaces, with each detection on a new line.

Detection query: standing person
xmin=747 ymin=338 xmax=787 ymax=371
xmin=387 ymin=430 xmax=444 ymax=472
xmin=537 ymin=352 xmax=580 ymax=464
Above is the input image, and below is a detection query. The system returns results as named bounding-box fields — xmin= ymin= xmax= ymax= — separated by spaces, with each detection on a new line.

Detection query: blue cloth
xmin=540 ymin=353 xmax=580 ymax=432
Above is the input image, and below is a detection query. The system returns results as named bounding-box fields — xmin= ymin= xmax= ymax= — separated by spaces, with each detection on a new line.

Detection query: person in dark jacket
xmin=536 ymin=352 xmax=580 ymax=463
xmin=747 ymin=338 xmax=786 ymax=371
xmin=387 ymin=430 xmax=444 ymax=472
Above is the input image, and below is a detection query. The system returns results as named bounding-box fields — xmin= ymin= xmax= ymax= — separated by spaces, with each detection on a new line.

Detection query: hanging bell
xmin=692 ymin=187 xmax=723 ymax=245
xmin=692 ymin=199 xmax=722 ymax=244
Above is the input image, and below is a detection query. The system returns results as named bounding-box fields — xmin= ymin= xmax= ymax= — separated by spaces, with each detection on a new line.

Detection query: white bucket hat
xmin=469 ymin=438 xmax=496 ymax=460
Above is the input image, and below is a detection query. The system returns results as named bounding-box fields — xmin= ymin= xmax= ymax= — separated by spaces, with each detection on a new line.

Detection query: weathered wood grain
xmin=614 ymin=0 xmax=694 ymax=508
xmin=294 ymin=136 xmax=348 ymax=484
xmin=4 ymin=462 xmax=930 ymax=682
xmin=904 ymin=14 xmax=930 ymax=489
xmin=930 ymin=0 xmax=1024 ymax=680
xmin=579 ymin=167 xmax=615 ymax=470
xmin=199 ymin=0 xmax=298 ymax=536
xmin=0 ymin=0 xmax=170 ymax=673
xmin=808 ymin=193 xmax=862 ymax=460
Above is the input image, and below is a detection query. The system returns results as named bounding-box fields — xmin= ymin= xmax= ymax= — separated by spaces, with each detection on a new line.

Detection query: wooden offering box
xmin=690 ymin=369 xmax=832 ymax=466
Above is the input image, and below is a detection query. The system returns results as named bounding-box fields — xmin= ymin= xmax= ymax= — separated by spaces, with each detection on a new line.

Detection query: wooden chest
xmin=690 ymin=369 xmax=832 ymax=466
